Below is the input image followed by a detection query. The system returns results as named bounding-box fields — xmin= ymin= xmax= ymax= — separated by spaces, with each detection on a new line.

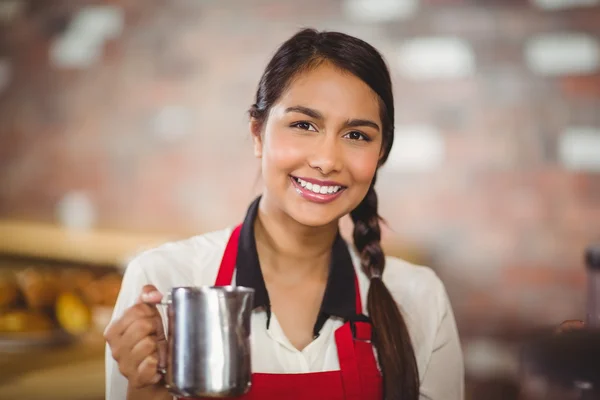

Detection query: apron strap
xmin=354 ymin=274 xmax=362 ymax=315
xmin=335 ymin=322 xmax=363 ymax=400
xmin=214 ymin=224 xmax=243 ymax=286
xmin=352 ymin=322 xmax=381 ymax=389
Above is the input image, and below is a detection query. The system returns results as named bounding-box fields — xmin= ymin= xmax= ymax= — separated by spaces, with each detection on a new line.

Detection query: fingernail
xmin=141 ymin=291 xmax=158 ymax=301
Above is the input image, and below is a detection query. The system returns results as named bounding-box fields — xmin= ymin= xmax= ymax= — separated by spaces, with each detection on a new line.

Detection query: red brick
xmin=560 ymin=75 xmax=600 ymax=99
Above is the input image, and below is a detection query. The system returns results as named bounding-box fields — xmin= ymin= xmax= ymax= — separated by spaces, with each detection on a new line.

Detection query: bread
xmin=55 ymin=292 xmax=92 ymax=335
xmin=0 ymin=271 xmax=19 ymax=309
xmin=16 ymin=268 xmax=60 ymax=310
xmin=58 ymin=269 xmax=95 ymax=293
xmin=0 ymin=310 xmax=55 ymax=333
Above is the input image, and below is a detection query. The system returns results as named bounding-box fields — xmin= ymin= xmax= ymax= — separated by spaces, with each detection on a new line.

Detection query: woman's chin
xmin=292 ymin=214 xmax=337 ymax=228
xmin=286 ymin=203 xmax=345 ymax=228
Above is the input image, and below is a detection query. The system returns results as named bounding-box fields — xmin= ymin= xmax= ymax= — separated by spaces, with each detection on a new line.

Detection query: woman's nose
xmin=307 ymin=136 xmax=342 ymax=175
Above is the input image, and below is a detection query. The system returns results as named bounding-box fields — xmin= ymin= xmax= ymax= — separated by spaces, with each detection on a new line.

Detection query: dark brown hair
xmin=249 ymin=28 xmax=419 ymax=400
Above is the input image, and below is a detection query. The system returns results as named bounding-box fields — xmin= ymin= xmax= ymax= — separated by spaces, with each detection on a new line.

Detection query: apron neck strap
xmin=214 ymin=224 xmax=242 ymax=286
xmin=214 ymin=223 xmax=364 ymax=315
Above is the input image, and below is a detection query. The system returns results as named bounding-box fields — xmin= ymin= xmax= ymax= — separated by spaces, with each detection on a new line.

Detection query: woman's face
xmin=252 ymin=63 xmax=384 ymax=227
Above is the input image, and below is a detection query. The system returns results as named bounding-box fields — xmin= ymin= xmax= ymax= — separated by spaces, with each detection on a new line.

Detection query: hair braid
xmin=351 ymin=177 xmax=419 ymax=400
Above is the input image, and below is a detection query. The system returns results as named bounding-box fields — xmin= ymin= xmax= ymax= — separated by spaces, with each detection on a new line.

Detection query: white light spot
xmin=0 ymin=59 xmax=11 ymax=94
xmin=464 ymin=339 xmax=519 ymax=379
xmin=343 ymin=0 xmax=419 ymax=23
xmin=49 ymin=5 xmax=124 ymax=69
xmin=56 ymin=191 xmax=97 ymax=231
xmin=531 ymin=0 xmax=599 ymax=10
xmin=70 ymin=5 xmax=124 ymax=40
xmin=396 ymin=37 xmax=476 ymax=80
xmin=0 ymin=0 xmax=24 ymax=23
xmin=50 ymin=35 xmax=103 ymax=69
xmin=559 ymin=127 xmax=600 ymax=172
xmin=384 ymin=125 xmax=445 ymax=172
xmin=525 ymin=33 xmax=600 ymax=76
xmin=150 ymin=106 xmax=194 ymax=143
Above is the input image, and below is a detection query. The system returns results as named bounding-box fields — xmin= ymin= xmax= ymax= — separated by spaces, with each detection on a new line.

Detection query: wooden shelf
xmin=0 ymin=220 xmax=176 ymax=268
xmin=0 ymin=332 xmax=106 ymax=400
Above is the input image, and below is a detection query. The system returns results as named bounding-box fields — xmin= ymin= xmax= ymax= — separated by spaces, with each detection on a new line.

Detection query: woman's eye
xmin=291 ymin=121 xmax=317 ymax=132
xmin=344 ymin=131 xmax=369 ymax=141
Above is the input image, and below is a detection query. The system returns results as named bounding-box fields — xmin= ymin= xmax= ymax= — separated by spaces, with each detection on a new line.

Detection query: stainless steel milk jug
xmin=158 ymin=286 xmax=254 ymax=398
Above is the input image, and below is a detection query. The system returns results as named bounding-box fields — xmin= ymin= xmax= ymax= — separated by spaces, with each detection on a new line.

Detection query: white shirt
xmin=105 ymin=227 xmax=464 ymax=400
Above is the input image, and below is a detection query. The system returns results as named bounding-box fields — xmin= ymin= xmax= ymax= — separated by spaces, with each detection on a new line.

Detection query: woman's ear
xmin=250 ymin=118 xmax=263 ymax=158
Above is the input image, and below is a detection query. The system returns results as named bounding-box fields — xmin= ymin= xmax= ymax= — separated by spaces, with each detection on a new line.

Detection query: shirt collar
xmin=235 ymin=196 xmax=358 ymax=334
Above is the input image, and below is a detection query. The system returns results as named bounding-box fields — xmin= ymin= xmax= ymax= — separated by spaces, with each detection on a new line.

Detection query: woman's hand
xmin=556 ymin=319 xmax=584 ymax=334
xmin=104 ymin=285 xmax=167 ymax=390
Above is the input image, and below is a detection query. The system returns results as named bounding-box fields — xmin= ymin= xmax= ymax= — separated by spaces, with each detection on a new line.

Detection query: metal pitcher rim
xmin=172 ymin=285 xmax=255 ymax=294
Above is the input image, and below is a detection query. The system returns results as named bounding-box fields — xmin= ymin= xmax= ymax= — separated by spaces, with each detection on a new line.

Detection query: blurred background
xmin=0 ymin=0 xmax=599 ymax=399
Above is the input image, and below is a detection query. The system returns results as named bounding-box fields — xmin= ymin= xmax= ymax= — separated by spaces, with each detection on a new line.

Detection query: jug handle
xmin=156 ymin=291 xmax=172 ymax=307
xmin=144 ymin=292 xmax=172 ymax=389
xmin=157 ymin=366 xmax=170 ymax=390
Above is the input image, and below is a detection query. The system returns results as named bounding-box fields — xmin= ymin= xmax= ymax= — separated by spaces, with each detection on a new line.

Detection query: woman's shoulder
xmin=348 ymin=243 xmax=447 ymax=311
xmin=383 ymin=256 xmax=446 ymax=303
xmin=124 ymin=226 xmax=235 ymax=287
xmin=383 ymin=256 xmax=454 ymax=340
xmin=381 ymin=256 xmax=450 ymax=322
xmin=350 ymin=243 xmax=451 ymax=333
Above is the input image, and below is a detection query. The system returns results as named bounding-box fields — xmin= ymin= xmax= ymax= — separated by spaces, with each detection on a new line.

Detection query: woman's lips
xmin=289 ymin=176 xmax=346 ymax=204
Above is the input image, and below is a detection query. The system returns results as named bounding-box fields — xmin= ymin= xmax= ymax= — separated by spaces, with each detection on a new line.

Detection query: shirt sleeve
xmin=418 ymin=281 xmax=464 ymax=400
xmin=105 ymin=259 xmax=151 ymax=400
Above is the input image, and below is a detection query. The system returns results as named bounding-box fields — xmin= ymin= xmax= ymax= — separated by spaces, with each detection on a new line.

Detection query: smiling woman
xmin=104 ymin=28 xmax=464 ymax=400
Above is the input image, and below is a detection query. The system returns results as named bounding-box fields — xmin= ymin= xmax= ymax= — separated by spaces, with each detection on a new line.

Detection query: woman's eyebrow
xmin=285 ymin=105 xmax=380 ymax=131
xmin=285 ymin=105 xmax=323 ymax=120
xmin=345 ymin=118 xmax=380 ymax=132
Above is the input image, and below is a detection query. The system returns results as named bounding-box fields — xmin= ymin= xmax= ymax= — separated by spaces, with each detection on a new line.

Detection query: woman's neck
xmin=254 ymin=196 xmax=338 ymax=280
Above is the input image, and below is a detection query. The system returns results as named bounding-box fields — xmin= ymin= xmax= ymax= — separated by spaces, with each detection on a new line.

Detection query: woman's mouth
xmin=290 ymin=176 xmax=346 ymax=204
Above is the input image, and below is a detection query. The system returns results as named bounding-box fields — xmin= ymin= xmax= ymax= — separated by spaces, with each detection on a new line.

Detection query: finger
xmin=130 ymin=336 xmax=159 ymax=369
xmin=137 ymin=284 xmax=163 ymax=304
xmin=105 ymin=303 xmax=160 ymax=341
xmin=556 ymin=319 xmax=584 ymax=333
xmin=135 ymin=354 xmax=162 ymax=388
xmin=118 ymin=317 xmax=162 ymax=354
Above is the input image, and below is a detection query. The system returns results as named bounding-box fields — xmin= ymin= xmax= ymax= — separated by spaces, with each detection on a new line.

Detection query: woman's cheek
xmin=265 ymin=133 xmax=311 ymax=167
xmin=345 ymin=151 xmax=380 ymax=184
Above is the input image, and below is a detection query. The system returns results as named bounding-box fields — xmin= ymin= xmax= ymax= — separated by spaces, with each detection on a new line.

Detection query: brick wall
xmin=1 ymin=0 xmax=599 ymax=348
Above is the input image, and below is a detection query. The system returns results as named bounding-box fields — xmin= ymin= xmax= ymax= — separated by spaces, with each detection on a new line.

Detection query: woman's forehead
xmin=272 ymin=64 xmax=381 ymax=121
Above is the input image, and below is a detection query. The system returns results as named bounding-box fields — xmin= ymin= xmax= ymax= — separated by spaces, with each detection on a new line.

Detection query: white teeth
xmin=294 ymin=177 xmax=343 ymax=195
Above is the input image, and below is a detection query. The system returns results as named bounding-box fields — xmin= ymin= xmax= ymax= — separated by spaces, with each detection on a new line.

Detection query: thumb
xmin=137 ymin=284 xmax=163 ymax=304
xmin=556 ymin=319 xmax=584 ymax=334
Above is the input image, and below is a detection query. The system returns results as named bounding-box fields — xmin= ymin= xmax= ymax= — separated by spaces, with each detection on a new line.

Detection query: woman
xmin=105 ymin=28 xmax=464 ymax=400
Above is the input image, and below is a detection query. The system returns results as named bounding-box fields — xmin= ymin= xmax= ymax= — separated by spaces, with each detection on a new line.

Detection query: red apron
xmin=196 ymin=225 xmax=382 ymax=399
